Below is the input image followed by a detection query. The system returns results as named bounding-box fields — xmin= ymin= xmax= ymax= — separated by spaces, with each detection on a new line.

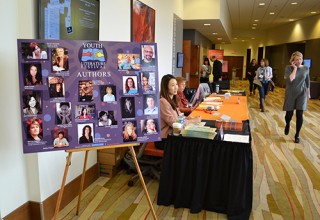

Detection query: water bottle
xmin=215 ymin=84 xmax=219 ymax=93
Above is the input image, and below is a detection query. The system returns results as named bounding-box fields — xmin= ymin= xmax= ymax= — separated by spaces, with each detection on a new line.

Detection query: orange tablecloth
xmin=190 ymin=95 xmax=249 ymax=122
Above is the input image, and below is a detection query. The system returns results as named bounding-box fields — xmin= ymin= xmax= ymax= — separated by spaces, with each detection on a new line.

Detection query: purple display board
xmin=18 ymin=39 xmax=160 ymax=153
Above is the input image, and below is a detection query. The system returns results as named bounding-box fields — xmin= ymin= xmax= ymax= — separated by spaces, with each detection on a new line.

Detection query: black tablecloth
xmin=157 ymin=135 xmax=252 ymax=220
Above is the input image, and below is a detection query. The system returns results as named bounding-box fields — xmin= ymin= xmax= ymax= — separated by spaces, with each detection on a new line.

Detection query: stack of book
xmin=182 ymin=125 xmax=216 ymax=139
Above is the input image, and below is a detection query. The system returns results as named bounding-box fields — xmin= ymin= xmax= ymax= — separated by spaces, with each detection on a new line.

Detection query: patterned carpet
xmin=56 ymin=80 xmax=320 ymax=220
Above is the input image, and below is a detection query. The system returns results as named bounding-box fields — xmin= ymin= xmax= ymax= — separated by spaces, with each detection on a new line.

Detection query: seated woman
xmin=156 ymin=74 xmax=181 ymax=149
xmin=176 ymin=77 xmax=199 ymax=116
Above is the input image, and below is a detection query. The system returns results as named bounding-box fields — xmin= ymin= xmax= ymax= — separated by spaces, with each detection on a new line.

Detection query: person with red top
xmin=79 ymin=107 xmax=92 ymax=119
xmin=176 ymin=77 xmax=199 ymax=116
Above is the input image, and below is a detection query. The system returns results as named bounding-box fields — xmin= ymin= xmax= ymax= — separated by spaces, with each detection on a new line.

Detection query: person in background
xmin=27 ymin=42 xmax=47 ymax=59
xmin=176 ymin=77 xmax=199 ymax=116
xmin=27 ymin=118 xmax=42 ymax=141
xmin=123 ymin=122 xmax=137 ymax=142
xmin=52 ymin=47 xmax=69 ymax=71
xmin=23 ymin=94 xmax=41 ymax=115
xmin=79 ymin=125 xmax=93 ymax=144
xmin=25 ymin=64 xmax=42 ymax=86
xmin=53 ymin=131 xmax=69 ymax=147
xmin=103 ymin=86 xmax=115 ymax=102
xmin=79 ymin=107 xmax=92 ymax=119
xmin=255 ymin=58 xmax=273 ymax=112
xmin=157 ymin=74 xmax=180 ymax=149
xmin=210 ymin=55 xmax=222 ymax=83
xmin=141 ymin=75 xmax=153 ymax=92
xmin=200 ymin=57 xmax=211 ymax=83
xmin=246 ymin=58 xmax=259 ymax=95
xmin=283 ymin=51 xmax=310 ymax=144
xmin=124 ymin=77 xmax=138 ymax=94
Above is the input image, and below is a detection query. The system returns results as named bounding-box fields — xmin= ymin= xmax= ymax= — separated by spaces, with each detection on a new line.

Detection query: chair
xmin=123 ymin=142 xmax=164 ymax=186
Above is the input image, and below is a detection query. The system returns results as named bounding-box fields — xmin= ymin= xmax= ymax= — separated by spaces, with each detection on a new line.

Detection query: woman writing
xmin=123 ymin=122 xmax=137 ymax=142
xmin=79 ymin=125 xmax=93 ymax=144
xmin=156 ymin=74 xmax=180 ymax=149
xmin=53 ymin=131 xmax=69 ymax=147
xmin=23 ymin=94 xmax=41 ymax=115
xmin=283 ymin=51 xmax=310 ymax=143
xmin=255 ymin=58 xmax=273 ymax=112
xmin=124 ymin=77 xmax=138 ymax=94
xmin=246 ymin=59 xmax=259 ymax=95
xmin=27 ymin=118 xmax=43 ymax=141
xmin=176 ymin=77 xmax=199 ymax=116
xmin=25 ymin=64 xmax=42 ymax=86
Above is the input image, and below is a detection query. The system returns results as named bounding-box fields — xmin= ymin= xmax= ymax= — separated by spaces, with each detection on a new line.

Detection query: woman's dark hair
xmin=160 ymin=74 xmax=178 ymax=110
xmin=27 ymin=42 xmax=39 ymax=57
xmin=98 ymin=111 xmax=107 ymax=121
xmin=24 ymin=93 xmax=42 ymax=114
xmin=125 ymin=77 xmax=136 ymax=93
xmin=82 ymin=125 xmax=92 ymax=136
xmin=250 ymin=59 xmax=256 ymax=64
xmin=203 ymin=57 xmax=210 ymax=65
xmin=81 ymin=107 xmax=87 ymax=115
xmin=58 ymin=131 xmax=64 ymax=136
xmin=60 ymin=102 xmax=70 ymax=108
xmin=25 ymin=64 xmax=42 ymax=85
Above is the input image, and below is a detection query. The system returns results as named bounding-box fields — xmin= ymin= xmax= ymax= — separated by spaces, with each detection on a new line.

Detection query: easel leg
xmin=76 ymin=150 xmax=89 ymax=215
xmin=129 ymin=146 xmax=157 ymax=220
xmin=54 ymin=152 xmax=73 ymax=220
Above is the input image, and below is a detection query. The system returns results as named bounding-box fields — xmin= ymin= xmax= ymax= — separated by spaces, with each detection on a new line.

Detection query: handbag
xmin=267 ymin=80 xmax=275 ymax=91
xmin=253 ymin=78 xmax=262 ymax=87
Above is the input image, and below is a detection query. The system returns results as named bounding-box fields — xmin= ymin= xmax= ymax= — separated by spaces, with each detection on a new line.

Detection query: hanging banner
xmin=18 ymin=39 xmax=161 ymax=153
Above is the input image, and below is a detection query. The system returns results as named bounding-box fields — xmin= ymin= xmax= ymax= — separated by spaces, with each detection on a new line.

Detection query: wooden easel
xmin=53 ymin=143 xmax=157 ymax=220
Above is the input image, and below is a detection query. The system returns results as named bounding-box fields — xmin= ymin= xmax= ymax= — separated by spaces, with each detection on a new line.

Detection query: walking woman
xmin=283 ymin=51 xmax=310 ymax=143
xmin=246 ymin=59 xmax=259 ymax=95
xmin=255 ymin=58 xmax=273 ymax=112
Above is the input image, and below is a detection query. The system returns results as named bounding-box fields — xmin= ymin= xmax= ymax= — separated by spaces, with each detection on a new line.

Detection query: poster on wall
xmin=18 ymin=39 xmax=160 ymax=154
xmin=131 ymin=0 xmax=155 ymax=42
xmin=208 ymin=50 xmax=224 ymax=62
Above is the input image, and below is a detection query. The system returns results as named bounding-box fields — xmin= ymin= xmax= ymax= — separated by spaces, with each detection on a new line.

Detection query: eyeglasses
xmin=144 ymin=50 xmax=153 ymax=53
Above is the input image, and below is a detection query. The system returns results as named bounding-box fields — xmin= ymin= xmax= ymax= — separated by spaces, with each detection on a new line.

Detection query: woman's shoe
xmin=284 ymin=125 xmax=289 ymax=135
xmin=294 ymin=136 xmax=300 ymax=143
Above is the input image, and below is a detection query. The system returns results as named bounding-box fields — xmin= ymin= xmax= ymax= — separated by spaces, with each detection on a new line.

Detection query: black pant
xmin=155 ymin=138 xmax=167 ymax=150
xmin=200 ymin=77 xmax=209 ymax=83
xmin=285 ymin=110 xmax=303 ymax=137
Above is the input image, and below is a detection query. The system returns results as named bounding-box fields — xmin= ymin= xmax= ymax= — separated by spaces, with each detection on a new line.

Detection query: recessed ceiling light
xmin=252 ymin=27 xmax=256 ymax=29
xmin=234 ymin=37 xmax=238 ymax=40
xmin=212 ymin=32 xmax=218 ymax=35
xmin=254 ymin=19 xmax=259 ymax=22
xmin=217 ymin=38 xmax=222 ymax=40
xmin=204 ymin=23 xmax=211 ymax=26
xmin=269 ymin=12 xmax=275 ymax=15
xmin=253 ymin=24 xmax=257 ymax=26
xmin=259 ymin=3 xmax=265 ymax=6
xmin=311 ymin=11 xmax=317 ymax=14
xmin=289 ymin=19 xmax=294 ymax=21
xmin=251 ymin=38 xmax=255 ymax=40
xmin=242 ymin=40 xmax=245 ymax=42
xmin=291 ymin=2 xmax=298 ymax=5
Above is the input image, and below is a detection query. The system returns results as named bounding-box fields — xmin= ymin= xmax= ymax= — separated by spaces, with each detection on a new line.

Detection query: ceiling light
xmin=254 ymin=19 xmax=259 ymax=22
xmin=311 ymin=11 xmax=317 ymax=14
xmin=259 ymin=3 xmax=265 ymax=6
xmin=252 ymin=27 xmax=256 ymax=29
xmin=289 ymin=19 xmax=294 ymax=21
xmin=242 ymin=40 xmax=245 ymax=42
xmin=234 ymin=37 xmax=238 ymax=40
xmin=269 ymin=12 xmax=275 ymax=15
xmin=204 ymin=23 xmax=211 ymax=26
xmin=253 ymin=24 xmax=257 ymax=26
xmin=251 ymin=38 xmax=255 ymax=40
xmin=212 ymin=32 xmax=218 ymax=35
xmin=291 ymin=2 xmax=298 ymax=5
xmin=217 ymin=38 xmax=222 ymax=40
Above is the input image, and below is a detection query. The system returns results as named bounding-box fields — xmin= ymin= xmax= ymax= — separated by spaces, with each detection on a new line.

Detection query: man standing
xmin=210 ymin=56 xmax=222 ymax=82
xmin=141 ymin=45 xmax=156 ymax=67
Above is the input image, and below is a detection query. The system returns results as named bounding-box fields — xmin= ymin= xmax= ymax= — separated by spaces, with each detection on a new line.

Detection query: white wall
xmin=0 ymin=0 xmax=183 ymax=217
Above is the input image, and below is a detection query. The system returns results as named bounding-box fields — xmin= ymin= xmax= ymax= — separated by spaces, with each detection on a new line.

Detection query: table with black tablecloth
xmin=157 ymin=121 xmax=252 ymax=219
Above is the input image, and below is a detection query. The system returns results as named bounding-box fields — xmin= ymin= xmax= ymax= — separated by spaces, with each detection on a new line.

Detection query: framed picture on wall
xmin=131 ymin=0 xmax=155 ymax=42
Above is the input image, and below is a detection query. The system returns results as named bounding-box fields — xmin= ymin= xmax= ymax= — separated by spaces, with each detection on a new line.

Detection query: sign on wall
xmin=18 ymin=39 xmax=160 ymax=153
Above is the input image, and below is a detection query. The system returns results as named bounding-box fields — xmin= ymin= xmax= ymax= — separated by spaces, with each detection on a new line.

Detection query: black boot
xmin=294 ymin=134 xmax=300 ymax=143
xmin=284 ymin=124 xmax=290 ymax=135
xmin=260 ymin=98 xmax=265 ymax=112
